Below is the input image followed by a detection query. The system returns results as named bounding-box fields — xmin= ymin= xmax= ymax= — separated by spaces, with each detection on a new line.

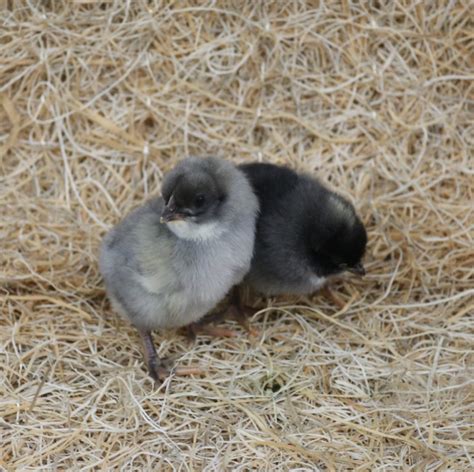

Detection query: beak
xmin=348 ymin=262 xmax=366 ymax=276
xmin=160 ymin=195 xmax=184 ymax=223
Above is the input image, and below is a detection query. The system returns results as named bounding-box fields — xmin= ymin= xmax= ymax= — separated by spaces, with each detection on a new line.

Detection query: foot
xmin=148 ymin=355 xmax=171 ymax=382
xmin=186 ymin=321 xmax=238 ymax=341
xmin=187 ymin=298 xmax=258 ymax=341
xmin=184 ymin=287 xmax=258 ymax=342
xmin=224 ymin=304 xmax=259 ymax=337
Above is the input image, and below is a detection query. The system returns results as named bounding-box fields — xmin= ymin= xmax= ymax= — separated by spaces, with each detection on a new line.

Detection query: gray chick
xmin=99 ymin=157 xmax=259 ymax=381
xmin=239 ymin=162 xmax=367 ymax=297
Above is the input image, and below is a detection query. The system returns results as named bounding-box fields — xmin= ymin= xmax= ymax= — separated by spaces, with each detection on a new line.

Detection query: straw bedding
xmin=1 ymin=1 xmax=473 ymax=470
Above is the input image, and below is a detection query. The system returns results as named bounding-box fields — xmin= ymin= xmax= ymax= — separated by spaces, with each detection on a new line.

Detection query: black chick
xmin=239 ymin=162 xmax=367 ymax=296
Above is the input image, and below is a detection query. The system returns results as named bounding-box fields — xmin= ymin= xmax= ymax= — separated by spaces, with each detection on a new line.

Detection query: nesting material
xmin=1 ymin=2 xmax=473 ymax=469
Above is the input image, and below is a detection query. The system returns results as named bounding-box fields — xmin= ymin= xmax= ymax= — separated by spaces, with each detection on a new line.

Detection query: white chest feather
xmin=166 ymin=219 xmax=225 ymax=241
xmin=309 ymin=275 xmax=327 ymax=290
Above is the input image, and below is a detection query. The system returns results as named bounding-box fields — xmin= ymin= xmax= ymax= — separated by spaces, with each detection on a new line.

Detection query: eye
xmin=194 ymin=194 xmax=206 ymax=208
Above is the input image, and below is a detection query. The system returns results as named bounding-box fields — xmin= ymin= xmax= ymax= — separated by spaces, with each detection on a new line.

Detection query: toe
xmin=148 ymin=357 xmax=171 ymax=382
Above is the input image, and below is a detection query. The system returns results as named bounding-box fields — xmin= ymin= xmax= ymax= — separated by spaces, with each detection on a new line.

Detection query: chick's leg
xmin=138 ymin=329 xmax=170 ymax=382
xmin=223 ymin=287 xmax=258 ymax=336
xmin=187 ymin=287 xmax=257 ymax=340
xmin=228 ymin=286 xmax=258 ymax=336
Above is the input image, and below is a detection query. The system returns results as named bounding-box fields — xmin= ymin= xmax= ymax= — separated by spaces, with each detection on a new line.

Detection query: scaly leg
xmin=225 ymin=287 xmax=259 ymax=336
xmin=138 ymin=329 xmax=170 ymax=382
